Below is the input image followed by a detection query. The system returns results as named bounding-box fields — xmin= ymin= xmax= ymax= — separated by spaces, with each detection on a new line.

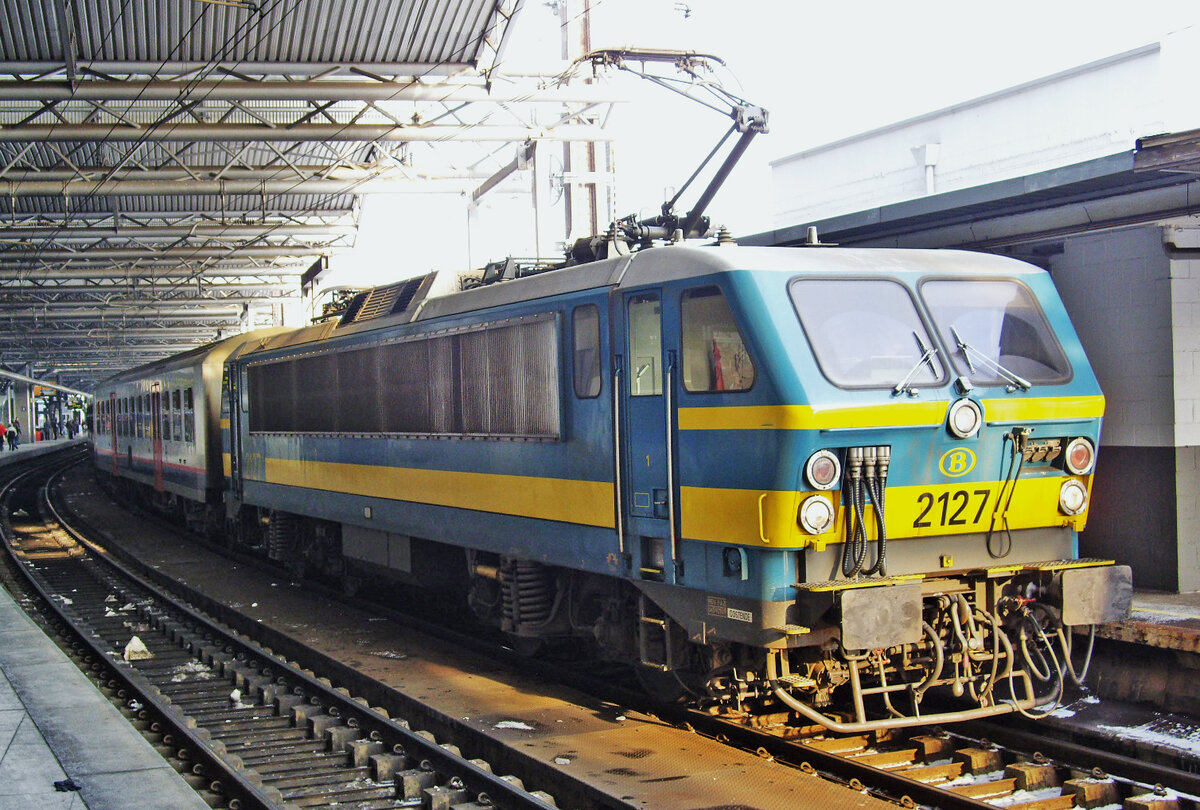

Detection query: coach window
xmin=681 ymin=286 xmax=755 ymax=392
xmin=573 ymin=305 xmax=602 ymax=398
xmin=161 ymin=391 xmax=172 ymax=440
xmin=171 ymin=389 xmax=183 ymax=441
xmin=628 ymin=293 xmax=662 ymax=396
xmin=183 ymin=387 xmax=195 ymax=444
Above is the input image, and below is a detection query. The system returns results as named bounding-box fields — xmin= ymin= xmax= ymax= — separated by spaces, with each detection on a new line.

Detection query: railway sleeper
xmin=852 ymin=747 xmax=919 ymax=768
xmin=169 ymin=695 xmax=254 ymax=712
xmin=900 ymin=760 xmax=965 ymax=783
xmin=1006 ymin=797 xmax=1075 ymax=810
xmin=1061 ymin=777 xmax=1121 ymax=808
xmin=249 ymin=752 xmax=351 ymax=776
xmin=398 ymin=768 xmax=439 ymax=799
xmin=950 ymin=777 xmax=1018 ymax=799
xmin=235 ymin=740 xmax=327 ymax=762
xmin=191 ymin=706 xmax=282 ymax=724
xmin=156 ymin=677 xmax=224 ymax=695
xmin=217 ymin=728 xmax=310 ymax=748
xmin=368 ymin=752 xmax=412 ymax=782
xmin=283 ymin=785 xmax=396 ymax=807
xmin=425 ymin=784 xmax=472 ymax=808
xmin=1005 ymin=762 xmax=1062 ymax=791
xmin=204 ymin=717 xmax=295 ymax=737
xmin=1125 ymin=795 xmax=1182 ymax=809
xmin=299 ymin=711 xmax=342 ymax=739
xmin=952 ymin=746 xmax=1004 ymax=774
xmin=266 ymin=764 xmax=372 ymax=789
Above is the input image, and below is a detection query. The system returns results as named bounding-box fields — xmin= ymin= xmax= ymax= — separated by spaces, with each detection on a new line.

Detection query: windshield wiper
xmin=950 ymin=326 xmax=1031 ymax=391
xmin=893 ymin=331 xmax=939 ymax=396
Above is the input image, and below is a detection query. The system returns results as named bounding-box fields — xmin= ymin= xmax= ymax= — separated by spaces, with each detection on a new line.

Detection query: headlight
xmin=947 ymin=397 xmax=982 ymax=439
xmin=1059 ymin=479 xmax=1089 ymax=516
xmin=805 ymin=449 xmax=841 ymax=490
xmin=799 ymin=494 xmax=836 ymax=534
xmin=1064 ymin=437 xmax=1095 ymax=475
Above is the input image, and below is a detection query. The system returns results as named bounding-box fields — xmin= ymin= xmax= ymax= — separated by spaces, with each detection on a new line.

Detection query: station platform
xmin=0 ymin=436 xmax=89 ymax=468
xmin=1097 ymin=590 xmax=1200 ymax=654
xmin=0 ymin=438 xmax=208 ymax=810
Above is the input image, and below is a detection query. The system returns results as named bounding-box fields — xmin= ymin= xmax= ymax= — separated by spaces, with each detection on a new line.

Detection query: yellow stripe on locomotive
xmin=680 ymin=475 xmax=1091 ymax=550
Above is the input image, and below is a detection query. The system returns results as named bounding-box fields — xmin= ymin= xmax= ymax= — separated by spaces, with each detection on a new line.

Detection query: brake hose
xmin=987 ymin=429 xmax=1027 ymax=558
xmin=862 ymin=453 xmax=888 ymax=576
xmin=842 ymin=470 xmax=868 ymax=577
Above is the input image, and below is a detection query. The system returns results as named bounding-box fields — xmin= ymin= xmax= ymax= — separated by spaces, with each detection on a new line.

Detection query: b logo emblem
xmin=939 ymin=448 xmax=976 ymax=477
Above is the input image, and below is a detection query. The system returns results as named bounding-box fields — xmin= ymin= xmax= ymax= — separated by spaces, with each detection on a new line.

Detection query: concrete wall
xmin=1051 ymin=228 xmax=1174 ymax=446
xmin=765 ymin=27 xmax=1200 ymax=592
xmin=771 ymin=28 xmax=1200 ymax=228
xmin=1049 ymin=225 xmax=1200 ymax=591
xmin=1169 ymin=235 xmax=1200 ymax=589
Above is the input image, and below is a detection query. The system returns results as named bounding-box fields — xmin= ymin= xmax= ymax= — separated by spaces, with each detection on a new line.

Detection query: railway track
xmin=15 ymin=448 xmax=1200 ymax=810
xmin=685 ymin=710 xmax=1198 ymax=810
xmin=0 ymin=448 xmax=601 ymax=810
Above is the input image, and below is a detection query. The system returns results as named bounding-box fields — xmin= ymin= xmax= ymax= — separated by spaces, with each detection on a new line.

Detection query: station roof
xmin=743 ymin=128 xmax=1200 ymax=257
xmin=0 ymin=0 xmax=608 ymax=392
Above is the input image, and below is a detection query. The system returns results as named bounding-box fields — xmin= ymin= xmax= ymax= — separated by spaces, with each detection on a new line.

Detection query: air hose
xmin=841 ymin=465 xmax=867 ymax=577
xmin=862 ymin=447 xmax=888 ymax=576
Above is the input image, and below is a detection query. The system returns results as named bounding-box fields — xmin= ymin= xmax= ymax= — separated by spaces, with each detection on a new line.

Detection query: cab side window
xmin=681 ymin=286 xmax=755 ymax=392
xmin=572 ymin=305 xmax=602 ymax=398
xmin=627 ymin=293 xmax=662 ymax=396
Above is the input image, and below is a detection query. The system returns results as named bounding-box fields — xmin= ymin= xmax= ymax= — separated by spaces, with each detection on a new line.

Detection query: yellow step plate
xmin=772 ymin=624 xmax=812 ymax=636
xmin=794 ymin=574 xmax=925 ymax=593
xmin=1021 ymin=558 xmax=1115 ymax=571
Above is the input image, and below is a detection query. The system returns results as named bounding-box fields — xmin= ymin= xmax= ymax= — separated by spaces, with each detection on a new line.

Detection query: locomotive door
xmin=617 ymin=289 xmax=681 ymax=584
xmin=150 ymin=384 xmax=164 ymax=491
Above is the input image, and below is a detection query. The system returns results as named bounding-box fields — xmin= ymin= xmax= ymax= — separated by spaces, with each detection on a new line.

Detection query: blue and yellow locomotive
xmin=94 ymin=241 xmax=1130 ymax=731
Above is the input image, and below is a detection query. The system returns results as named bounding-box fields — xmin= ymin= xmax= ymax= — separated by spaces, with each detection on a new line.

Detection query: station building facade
xmin=747 ymin=28 xmax=1200 ymax=592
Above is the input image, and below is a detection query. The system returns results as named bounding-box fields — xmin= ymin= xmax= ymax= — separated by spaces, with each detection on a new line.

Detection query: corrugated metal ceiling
xmin=1 ymin=0 xmax=498 ymax=68
xmin=0 ymin=0 xmax=590 ymax=392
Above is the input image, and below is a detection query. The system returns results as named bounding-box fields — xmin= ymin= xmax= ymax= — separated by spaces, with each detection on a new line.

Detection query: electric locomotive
xmin=93 ymin=240 xmax=1130 ymax=732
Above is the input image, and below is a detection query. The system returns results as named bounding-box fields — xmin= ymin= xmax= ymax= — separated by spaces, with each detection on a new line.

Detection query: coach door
xmin=109 ymin=392 xmax=118 ymax=476
xmin=617 ymin=289 xmax=681 ymax=584
xmin=226 ymin=364 xmax=243 ymax=500
xmin=150 ymin=384 xmax=164 ymax=491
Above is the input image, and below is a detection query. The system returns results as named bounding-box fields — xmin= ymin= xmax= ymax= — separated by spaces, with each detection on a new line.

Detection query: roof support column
xmin=531 ymin=140 xmax=561 ymax=261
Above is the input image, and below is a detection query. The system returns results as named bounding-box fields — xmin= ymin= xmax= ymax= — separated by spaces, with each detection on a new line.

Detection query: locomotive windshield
xmin=791 ymin=278 xmax=945 ymax=389
xmin=921 ymin=279 xmax=1071 ymax=386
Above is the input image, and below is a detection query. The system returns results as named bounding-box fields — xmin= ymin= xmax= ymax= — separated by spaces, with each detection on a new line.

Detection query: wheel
xmin=340 ymin=573 xmax=363 ymax=597
xmin=503 ymin=632 xmax=545 ymax=657
xmin=635 ymin=665 xmax=689 ymax=703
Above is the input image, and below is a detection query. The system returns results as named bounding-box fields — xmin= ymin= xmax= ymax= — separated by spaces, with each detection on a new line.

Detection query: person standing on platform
xmin=9 ymin=418 xmax=19 ymax=450
xmin=0 ymin=422 xmax=6 ymax=452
